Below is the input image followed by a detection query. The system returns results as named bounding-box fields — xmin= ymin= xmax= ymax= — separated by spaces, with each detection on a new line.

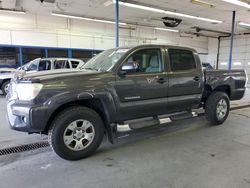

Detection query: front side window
xmin=38 ymin=60 xmax=51 ymax=71
xmin=28 ymin=62 xmax=39 ymax=71
xmin=26 ymin=58 xmax=41 ymax=71
xmin=169 ymin=49 xmax=196 ymax=72
xmin=124 ymin=48 xmax=162 ymax=74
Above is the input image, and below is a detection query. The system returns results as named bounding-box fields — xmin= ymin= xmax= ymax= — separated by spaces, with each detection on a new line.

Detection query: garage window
xmin=169 ymin=49 xmax=196 ymax=72
xmin=48 ymin=49 xmax=68 ymax=58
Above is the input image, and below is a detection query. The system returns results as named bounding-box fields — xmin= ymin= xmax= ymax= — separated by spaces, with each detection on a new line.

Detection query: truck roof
xmin=40 ymin=58 xmax=84 ymax=61
xmin=112 ymin=44 xmax=198 ymax=53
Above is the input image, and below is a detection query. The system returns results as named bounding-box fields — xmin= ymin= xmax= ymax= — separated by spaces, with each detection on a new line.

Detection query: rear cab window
xmin=168 ymin=49 xmax=197 ymax=72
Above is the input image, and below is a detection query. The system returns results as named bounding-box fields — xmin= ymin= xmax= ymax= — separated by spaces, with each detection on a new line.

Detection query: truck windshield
xmin=81 ymin=48 xmax=129 ymax=71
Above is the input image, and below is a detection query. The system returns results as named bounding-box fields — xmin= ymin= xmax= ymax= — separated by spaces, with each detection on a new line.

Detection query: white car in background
xmin=0 ymin=68 xmax=18 ymax=95
xmin=0 ymin=58 xmax=85 ymax=95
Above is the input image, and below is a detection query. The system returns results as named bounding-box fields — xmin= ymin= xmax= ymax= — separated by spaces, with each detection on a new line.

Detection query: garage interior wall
xmin=206 ymin=36 xmax=250 ymax=78
xmin=0 ymin=13 xmax=208 ymax=54
xmin=207 ymin=38 xmax=219 ymax=68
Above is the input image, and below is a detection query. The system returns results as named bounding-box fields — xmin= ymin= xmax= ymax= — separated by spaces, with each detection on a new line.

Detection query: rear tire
xmin=205 ymin=92 xmax=230 ymax=125
xmin=1 ymin=80 xmax=10 ymax=95
xmin=48 ymin=106 xmax=104 ymax=161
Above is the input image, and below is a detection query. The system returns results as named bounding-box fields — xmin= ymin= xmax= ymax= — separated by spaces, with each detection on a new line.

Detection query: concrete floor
xmin=0 ymin=91 xmax=250 ymax=188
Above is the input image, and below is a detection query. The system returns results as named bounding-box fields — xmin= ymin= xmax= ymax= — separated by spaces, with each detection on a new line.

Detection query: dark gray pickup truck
xmin=6 ymin=45 xmax=247 ymax=160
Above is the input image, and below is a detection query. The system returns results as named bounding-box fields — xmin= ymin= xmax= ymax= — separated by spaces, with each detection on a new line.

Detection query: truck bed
xmin=204 ymin=69 xmax=247 ymax=100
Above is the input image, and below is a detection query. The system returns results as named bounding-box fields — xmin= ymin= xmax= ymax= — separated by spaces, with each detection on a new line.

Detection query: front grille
xmin=8 ymin=82 xmax=13 ymax=97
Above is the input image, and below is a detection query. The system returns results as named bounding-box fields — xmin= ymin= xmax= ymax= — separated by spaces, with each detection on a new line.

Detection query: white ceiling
xmin=2 ymin=0 xmax=250 ymax=36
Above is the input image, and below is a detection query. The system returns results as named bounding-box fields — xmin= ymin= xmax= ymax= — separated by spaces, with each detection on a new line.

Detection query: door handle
xmin=157 ymin=78 xmax=167 ymax=84
xmin=193 ymin=76 xmax=200 ymax=82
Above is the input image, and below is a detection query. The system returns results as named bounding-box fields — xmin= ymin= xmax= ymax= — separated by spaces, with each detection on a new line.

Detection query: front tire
xmin=48 ymin=106 xmax=104 ymax=160
xmin=1 ymin=80 xmax=10 ymax=95
xmin=205 ymin=92 xmax=230 ymax=125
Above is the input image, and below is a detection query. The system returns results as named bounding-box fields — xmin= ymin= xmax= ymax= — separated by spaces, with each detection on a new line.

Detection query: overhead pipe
xmin=216 ymin=36 xmax=221 ymax=70
xmin=229 ymin=11 xmax=236 ymax=70
xmin=115 ymin=0 xmax=119 ymax=47
xmin=192 ymin=26 xmax=231 ymax=36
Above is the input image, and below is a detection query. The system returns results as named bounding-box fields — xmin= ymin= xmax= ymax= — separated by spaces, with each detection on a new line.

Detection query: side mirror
xmin=24 ymin=66 xmax=28 ymax=71
xmin=119 ymin=62 xmax=138 ymax=76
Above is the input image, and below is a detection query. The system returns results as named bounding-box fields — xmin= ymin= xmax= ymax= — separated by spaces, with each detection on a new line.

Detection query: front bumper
xmin=0 ymin=79 xmax=3 ymax=91
xmin=7 ymin=100 xmax=49 ymax=133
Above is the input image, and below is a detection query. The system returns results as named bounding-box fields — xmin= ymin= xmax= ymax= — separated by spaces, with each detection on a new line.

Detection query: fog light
xmin=22 ymin=117 xmax=27 ymax=124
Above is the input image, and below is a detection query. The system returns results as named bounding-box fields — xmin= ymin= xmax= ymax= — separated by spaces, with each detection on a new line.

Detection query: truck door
xmin=114 ymin=47 xmax=169 ymax=120
xmin=166 ymin=48 xmax=203 ymax=112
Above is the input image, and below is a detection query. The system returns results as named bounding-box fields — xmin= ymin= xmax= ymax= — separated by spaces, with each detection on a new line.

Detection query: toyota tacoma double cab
xmin=6 ymin=45 xmax=247 ymax=160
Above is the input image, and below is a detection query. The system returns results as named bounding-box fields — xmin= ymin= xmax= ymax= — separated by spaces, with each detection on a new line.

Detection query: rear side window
xmin=54 ymin=60 xmax=70 ymax=69
xmin=168 ymin=49 xmax=196 ymax=72
xmin=71 ymin=61 xmax=80 ymax=68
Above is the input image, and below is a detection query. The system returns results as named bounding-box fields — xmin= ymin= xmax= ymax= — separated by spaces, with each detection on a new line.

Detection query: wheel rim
xmin=4 ymin=83 xmax=9 ymax=94
xmin=216 ymin=99 xmax=228 ymax=121
xmin=63 ymin=119 xmax=95 ymax=151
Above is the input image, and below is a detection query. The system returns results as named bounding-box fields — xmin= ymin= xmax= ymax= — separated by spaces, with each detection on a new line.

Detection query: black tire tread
xmin=48 ymin=106 xmax=104 ymax=160
xmin=1 ymin=80 xmax=10 ymax=95
xmin=205 ymin=91 xmax=230 ymax=125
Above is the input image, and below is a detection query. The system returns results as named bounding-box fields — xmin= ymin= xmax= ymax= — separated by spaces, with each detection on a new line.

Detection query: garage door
xmin=218 ymin=35 xmax=250 ymax=80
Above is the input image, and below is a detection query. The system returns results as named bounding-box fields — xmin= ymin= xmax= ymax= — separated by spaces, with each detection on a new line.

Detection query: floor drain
xmin=0 ymin=141 xmax=49 ymax=156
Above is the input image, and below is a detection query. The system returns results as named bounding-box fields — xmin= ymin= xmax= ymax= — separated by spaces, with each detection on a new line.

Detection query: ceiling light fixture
xmin=154 ymin=27 xmax=179 ymax=33
xmin=221 ymin=62 xmax=228 ymax=65
xmin=191 ymin=0 xmax=215 ymax=8
xmin=104 ymin=0 xmax=113 ymax=7
xmin=51 ymin=12 xmax=127 ymax=25
xmin=0 ymin=9 xmax=26 ymax=14
xmin=234 ymin=62 xmax=242 ymax=65
xmin=113 ymin=0 xmax=222 ymax=23
xmin=238 ymin=22 xmax=250 ymax=27
xmin=222 ymin=0 xmax=250 ymax=9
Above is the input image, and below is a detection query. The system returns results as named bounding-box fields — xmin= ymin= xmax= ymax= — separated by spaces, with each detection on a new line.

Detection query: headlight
xmin=245 ymin=70 xmax=248 ymax=88
xmin=15 ymin=83 xmax=43 ymax=101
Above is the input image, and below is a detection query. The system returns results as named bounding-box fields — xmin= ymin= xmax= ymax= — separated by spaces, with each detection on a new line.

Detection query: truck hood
xmin=0 ymin=68 xmax=17 ymax=73
xmin=15 ymin=69 xmax=102 ymax=83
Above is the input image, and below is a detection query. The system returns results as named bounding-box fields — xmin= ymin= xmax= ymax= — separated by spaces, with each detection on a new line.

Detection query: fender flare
xmin=44 ymin=91 xmax=116 ymax=143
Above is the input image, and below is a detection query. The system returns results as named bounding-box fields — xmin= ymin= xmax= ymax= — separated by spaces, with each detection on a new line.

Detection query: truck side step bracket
xmin=169 ymin=111 xmax=193 ymax=121
xmin=129 ymin=117 xmax=160 ymax=130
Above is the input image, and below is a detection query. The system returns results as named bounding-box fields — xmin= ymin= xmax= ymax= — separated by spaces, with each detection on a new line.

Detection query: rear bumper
xmin=6 ymin=100 xmax=49 ymax=133
xmin=230 ymin=88 xmax=246 ymax=101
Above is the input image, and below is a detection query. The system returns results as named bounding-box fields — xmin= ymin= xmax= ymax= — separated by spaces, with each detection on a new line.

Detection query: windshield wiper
xmin=81 ymin=67 xmax=97 ymax=71
xmin=81 ymin=67 xmax=106 ymax=72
